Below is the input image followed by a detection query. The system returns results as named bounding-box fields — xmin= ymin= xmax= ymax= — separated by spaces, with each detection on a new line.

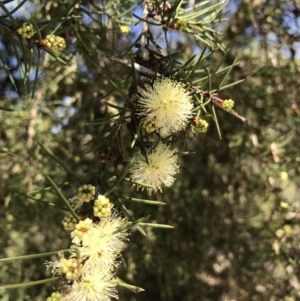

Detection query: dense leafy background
xmin=1 ymin=0 xmax=300 ymax=300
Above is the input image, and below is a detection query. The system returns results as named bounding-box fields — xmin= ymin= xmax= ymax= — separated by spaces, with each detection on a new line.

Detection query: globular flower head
xmin=71 ymin=184 xmax=96 ymax=210
xmin=120 ymin=25 xmax=130 ymax=34
xmin=93 ymin=195 xmax=114 ymax=218
xmin=222 ymin=99 xmax=235 ymax=111
xmin=62 ymin=271 xmax=117 ymax=301
xmin=72 ymin=213 xmax=128 ymax=271
xmin=46 ymin=291 xmax=62 ymax=301
xmin=193 ymin=118 xmax=209 ymax=133
xmin=59 ymin=257 xmax=82 ymax=280
xmin=16 ymin=23 xmax=34 ymax=39
xmin=78 ymin=184 xmax=96 ymax=203
xmin=138 ymin=78 xmax=193 ymax=133
xmin=43 ymin=34 xmax=66 ymax=51
xmin=62 ymin=213 xmax=78 ymax=231
xmin=129 ymin=143 xmax=179 ymax=194
xmin=175 ymin=18 xmax=188 ymax=31
xmin=142 ymin=118 xmax=159 ymax=133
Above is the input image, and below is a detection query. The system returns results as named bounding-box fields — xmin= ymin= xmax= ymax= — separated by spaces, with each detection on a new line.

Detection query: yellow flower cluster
xmin=62 ymin=213 xmax=78 ymax=230
xmin=93 ymin=195 xmax=114 ymax=218
xmin=222 ymin=99 xmax=235 ymax=111
xmin=48 ymin=182 xmax=128 ymax=301
xmin=193 ymin=118 xmax=209 ymax=133
xmin=71 ymin=218 xmax=93 ymax=244
xmin=143 ymin=118 xmax=158 ymax=133
xmin=59 ymin=257 xmax=81 ymax=280
xmin=46 ymin=292 xmax=61 ymax=301
xmin=78 ymin=184 xmax=96 ymax=203
xmin=16 ymin=23 xmax=34 ymax=39
xmin=45 ymin=34 xmax=66 ymax=51
xmin=46 ymin=214 xmax=128 ymax=301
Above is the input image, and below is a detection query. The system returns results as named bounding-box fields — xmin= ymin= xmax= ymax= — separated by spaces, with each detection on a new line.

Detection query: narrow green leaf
xmin=43 ymin=48 xmax=67 ymax=65
xmin=115 ymin=199 xmax=146 ymax=236
xmin=123 ymin=177 xmax=156 ymax=191
xmin=128 ymin=222 xmax=174 ymax=229
xmin=6 ymin=0 xmax=28 ymax=16
xmin=0 ymin=1 xmax=17 ymax=24
xmin=115 ymin=216 xmax=148 ymax=234
xmin=211 ymin=106 xmax=222 ymax=139
xmin=1 ymin=277 xmax=60 ymax=289
xmin=0 ymin=42 xmax=18 ymax=92
xmin=215 ymin=79 xmax=245 ymax=91
xmin=132 ymin=13 xmax=160 ymax=26
xmin=185 ymin=52 xmax=205 ymax=79
xmin=46 ymin=175 xmax=80 ymax=222
xmin=0 ymin=148 xmax=16 ymax=155
xmin=113 ymin=278 xmax=145 ymax=293
xmin=38 ymin=141 xmax=84 ymax=184
xmin=103 ymin=74 xmax=131 ymax=102
xmin=116 ymin=195 xmax=166 ymax=205
xmin=0 ymin=249 xmax=70 ymax=263
xmin=31 ymin=19 xmax=42 ymax=42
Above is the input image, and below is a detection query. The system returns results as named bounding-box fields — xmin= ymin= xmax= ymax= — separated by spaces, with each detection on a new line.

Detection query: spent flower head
xmin=129 ymin=143 xmax=179 ymax=194
xmin=138 ymin=78 xmax=193 ymax=133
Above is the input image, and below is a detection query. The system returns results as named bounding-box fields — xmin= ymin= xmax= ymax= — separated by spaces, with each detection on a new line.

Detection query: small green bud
xmin=46 ymin=291 xmax=62 ymax=301
xmin=222 ymin=99 xmax=235 ymax=111
xmin=45 ymin=34 xmax=66 ymax=51
xmin=16 ymin=23 xmax=34 ymax=38
xmin=120 ymin=25 xmax=130 ymax=34
xmin=176 ymin=18 xmax=188 ymax=31
xmin=194 ymin=118 xmax=209 ymax=133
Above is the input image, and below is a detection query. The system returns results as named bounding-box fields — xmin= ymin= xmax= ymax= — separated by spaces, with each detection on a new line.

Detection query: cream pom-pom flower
xmin=71 ymin=214 xmax=128 ymax=272
xmin=129 ymin=143 xmax=179 ymax=194
xmin=138 ymin=78 xmax=193 ymax=133
xmin=62 ymin=270 xmax=117 ymax=301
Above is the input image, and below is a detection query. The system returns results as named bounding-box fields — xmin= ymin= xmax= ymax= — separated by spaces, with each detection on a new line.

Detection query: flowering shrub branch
xmin=0 ymin=0 xmax=246 ymax=300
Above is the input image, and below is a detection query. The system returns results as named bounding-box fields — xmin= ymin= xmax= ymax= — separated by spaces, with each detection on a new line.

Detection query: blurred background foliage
xmin=1 ymin=0 xmax=300 ymax=300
